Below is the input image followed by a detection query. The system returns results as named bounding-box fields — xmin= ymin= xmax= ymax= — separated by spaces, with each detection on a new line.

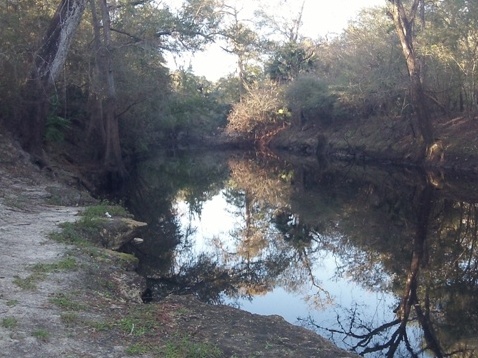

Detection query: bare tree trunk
xmin=89 ymin=0 xmax=125 ymax=174
xmin=397 ymin=184 xmax=444 ymax=357
xmin=388 ymin=0 xmax=434 ymax=156
xmin=87 ymin=0 xmax=106 ymax=157
xmin=19 ymin=0 xmax=87 ymax=159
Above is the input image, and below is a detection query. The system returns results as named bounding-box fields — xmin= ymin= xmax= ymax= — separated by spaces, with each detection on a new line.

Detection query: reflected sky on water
xmin=123 ymin=151 xmax=478 ymax=357
xmin=173 ymin=189 xmax=422 ymax=355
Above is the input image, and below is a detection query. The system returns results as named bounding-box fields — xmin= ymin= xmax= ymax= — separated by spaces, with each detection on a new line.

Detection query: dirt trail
xmin=0 ymin=145 xmax=128 ymax=356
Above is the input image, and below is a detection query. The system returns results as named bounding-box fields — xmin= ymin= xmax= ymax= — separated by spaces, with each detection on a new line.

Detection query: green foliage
xmin=285 ymin=77 xmax=337 ymax=125
xmin=32 ymin=328 xmax=50 ymax=342
xmin=422 ymin=0 xmax=478 ymax=113
xmin=48 ymin=203 xmax=116 ymax=251
xmin=45 ymin=115 xmax=70 ymax=143
xmin=161 ymin=70 xmax=229 ymax=143
xmin=2 ymin=317 xmax=17 ymax=329
xmin=13 ymin=275 xmax=39 ymax=290
xmin=50 ymin=201 xmax=131 ymax=250
xmin=117 ymin=304 xmax=161 ymax=337
xmin=213 ymin=75 xmax=242 ymax=104
xmin=0 ymin=0 xmax=55 ymax=127
xmin=125 ymin=344 xmax=150 ymax=355
xmin=266 ymin=41 xmax=316 ymax=82
xmin=31 ymin=257 xmax=77 ymax=273
xmin=313 ymin=7 xmax=407 ymax=118
xmin=50 ymin=294 xmax=85 ymax=311
xmin=87 ymin=320 xmax=114 ymax=332
xmin=45 ymin=96 xmax=70 ymax=143
xmin=82 ymin=201 xmax=129 ymax=221
xmin=60 ymin=312 xmax=80 ymax=325
xmin=3 ymin=0 xmax=478 ymax=158
xmin=49 ymin=221 xmax=92 ymax=247
xmin=6 ymin=300 xmax=18 ymax=307
xmin=162 ymin=337 xmax=222 ymax=358
xmin=13 ymin=257 xmax=77 ymax=290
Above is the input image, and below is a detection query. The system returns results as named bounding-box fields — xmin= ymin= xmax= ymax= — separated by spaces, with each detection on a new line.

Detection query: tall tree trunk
xmin=19 ymin=0 xmax=87 ymax=159
xmin=89 ymin=0 xmax=125 ymax=174
xmin=388 ymin=0 xmax=434 ymax=156
xmin=87 ymin=0 xmax=106 ymax=158
xmin=397 ymin=184 xmax=444 ymax=357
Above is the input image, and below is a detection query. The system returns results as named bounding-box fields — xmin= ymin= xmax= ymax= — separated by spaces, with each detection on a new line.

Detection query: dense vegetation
xmin=1 ymin=0 xmax=477 ymax=174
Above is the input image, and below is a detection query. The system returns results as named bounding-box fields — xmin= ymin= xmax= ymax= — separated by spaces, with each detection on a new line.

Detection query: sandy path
xmin=0 ymin=144 xmax=133 ymax=357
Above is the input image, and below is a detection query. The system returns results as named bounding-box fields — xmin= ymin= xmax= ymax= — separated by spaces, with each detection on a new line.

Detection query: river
xmin=119 ymin=149 xmax=478 ymax=357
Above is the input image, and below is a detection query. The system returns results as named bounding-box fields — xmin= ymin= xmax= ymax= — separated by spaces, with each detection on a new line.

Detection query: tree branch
xmin=109 ymin=27 xmax=142 ymax=42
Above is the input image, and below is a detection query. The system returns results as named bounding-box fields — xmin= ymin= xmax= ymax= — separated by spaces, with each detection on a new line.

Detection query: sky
xmin=168 ymin=0 xmax=385 ymax=81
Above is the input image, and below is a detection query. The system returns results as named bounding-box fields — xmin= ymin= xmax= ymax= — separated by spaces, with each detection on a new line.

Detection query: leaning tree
xmin=18 ymin=0 xmax=87 ymax=162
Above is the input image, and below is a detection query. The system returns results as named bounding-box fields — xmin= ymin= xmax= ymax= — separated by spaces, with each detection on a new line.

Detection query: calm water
xmin=121 ymin=150 xmax=478 ymax=357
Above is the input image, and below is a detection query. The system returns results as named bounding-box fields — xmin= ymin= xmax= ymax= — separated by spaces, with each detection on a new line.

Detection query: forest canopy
xmin=1 ymin=0 xmax=477 ymax=171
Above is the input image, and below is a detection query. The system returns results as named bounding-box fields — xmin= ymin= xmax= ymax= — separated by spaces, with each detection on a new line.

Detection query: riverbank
xmin=269 ymin=114 xmax=478 ymax=173
xmin=0 ymin=132 xmax=359 ymax=357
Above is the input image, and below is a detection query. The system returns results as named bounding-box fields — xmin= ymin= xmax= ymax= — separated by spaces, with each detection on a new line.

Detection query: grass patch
xmin=49 ymin=221 xmax=97 ymax=247
xmin=3 ymin=195 xmax=29 ymax=210
xmin=118 ymin=306 xmax=160 ymax=337
xmin=87 ymin=320 xmax=114 ymax=332
xmin=126 ymin=343 xmax=151 ymax=355
xmin=117 ymin=305 xmax=223 ymax=357
xmin=2 ymin=317 xmax=17 ymax=329
xmin=13 ymin=275 xmax=40 ymax=290
xmin=81 ymin=201 xmax=129 ymax=221
xmin=32 ymin=328 xmax=50 ymax=342
xmin=162 ymin=337 xmax=222 ymax=358
xmin=49 ymin=201 xmax=132 ymax=248
xmin=13 ymin=257 xmax=78 ymax=290
xmin=6 ymin=300 xmax=18 ymax=307
xmin=60 ymin=312 xmax=79 ymax=325
xmin=49 ymin=293 xmax=85 ymax=311
xmin=31 ymin=257 xmax=77 ymax=273
xmin=123 ymin=335 xmax=223 ymax=357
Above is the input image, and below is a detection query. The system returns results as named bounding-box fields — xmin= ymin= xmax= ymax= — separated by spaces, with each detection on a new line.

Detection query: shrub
xmin=285 ymin=77 xmax=337 ymax=126
xmin=226 ymin=80 xmax=289 ymax=140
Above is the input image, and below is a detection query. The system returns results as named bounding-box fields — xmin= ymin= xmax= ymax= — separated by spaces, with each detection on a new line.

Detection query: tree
xmin=219 ymin=4 xmax=261 ymax=96
xmin=258 ymin=0 xmax=315 ymax=83
xmin=88 ymin=0 xmax=124 ymax=173
xmin=387 ymin=0 xmax=435 ymax=156
xmin=285 ymin=76 xmax=337 ymax=127
xmin=314 ymin=7 xmax=408 ymax=119
xmin=266 ymin=41 xmax=316 ymax=82
xmin=18 ymin=0 xmax=87 ymax=160
xmin=255 ymin=0 xmax=305 ymax=44
xmin=424 ymin=0 xmax=478 ymax=114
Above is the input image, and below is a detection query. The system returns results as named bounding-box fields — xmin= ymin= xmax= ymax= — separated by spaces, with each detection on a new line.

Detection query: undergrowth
xmin=49 ymin=201 xmax=130 ymax=247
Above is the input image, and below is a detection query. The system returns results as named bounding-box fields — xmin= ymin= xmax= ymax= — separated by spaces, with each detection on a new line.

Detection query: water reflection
xmin=120 ymin=150 xmax=478 ymax=357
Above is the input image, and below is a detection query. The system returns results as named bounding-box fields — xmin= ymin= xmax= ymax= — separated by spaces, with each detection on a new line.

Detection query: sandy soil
xmin=0 ymin=135 xmax=134 ymax=356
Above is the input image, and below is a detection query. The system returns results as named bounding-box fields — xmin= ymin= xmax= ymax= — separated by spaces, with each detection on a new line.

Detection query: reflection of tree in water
xmin=147 ymin=156 xmax=334 ymax=307
xmin=299 ymin=172 xmax=478 ymax=357
xmin=124 ymin=151 xmax=478 ymax=356
xmin=273 ymin=210 xmax=315 ymax=246
xmin=224 ymin=158 xmax=333 ymax=305
xmin=225 ymin=158 xmax=292 ymax=259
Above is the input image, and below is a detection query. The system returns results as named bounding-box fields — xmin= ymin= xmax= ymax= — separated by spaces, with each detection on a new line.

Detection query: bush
xmin=285 ymin=77 xmax=337 ymax=126
xmin=226 ymin=80 xmax=289 ymax=140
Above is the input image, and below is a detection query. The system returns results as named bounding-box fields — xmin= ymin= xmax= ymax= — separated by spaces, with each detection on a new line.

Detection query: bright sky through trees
xmin=169 ymin=0 xmax=384 ymax=80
